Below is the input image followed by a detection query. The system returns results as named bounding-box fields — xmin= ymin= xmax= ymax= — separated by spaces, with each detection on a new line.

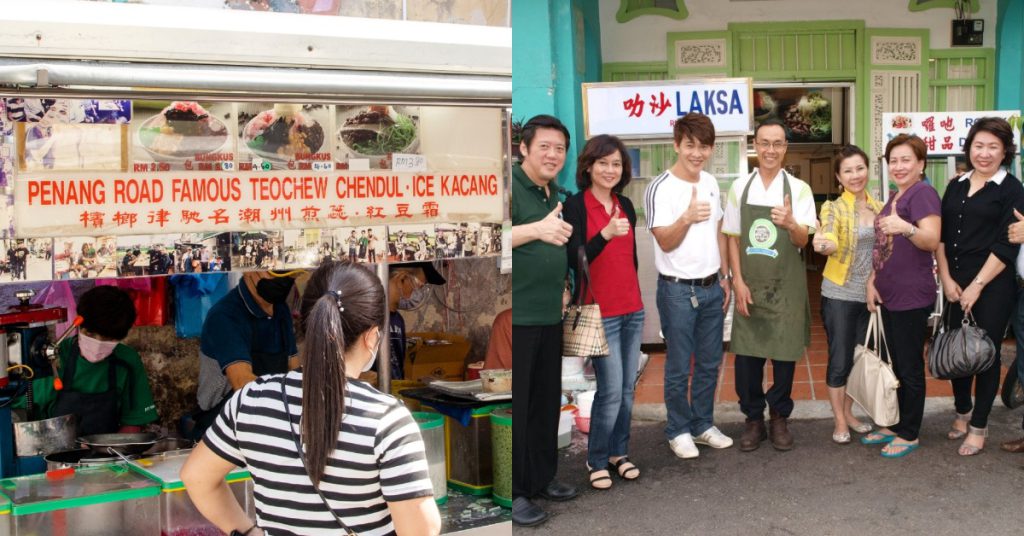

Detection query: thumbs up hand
xmin=1009 ymin=208 xmax=1024 ymax=244
xmin=770 ymin=193 xmax=796 ymax=230
xmin=600 ymin=203 xmax=630 ymax=240
xmin=537 ymin=202 xmax=573 ymax=246
xmin=682 ymin=185 xmax=712 ymax=225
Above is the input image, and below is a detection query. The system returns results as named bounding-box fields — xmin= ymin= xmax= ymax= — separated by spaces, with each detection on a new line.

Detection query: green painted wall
xmin=996 ymin=0 xmax=1023 ymax=127
xmin=511 ymin=0 xmax=603 ymax=192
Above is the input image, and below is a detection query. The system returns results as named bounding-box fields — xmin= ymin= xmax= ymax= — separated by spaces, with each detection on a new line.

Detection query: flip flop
xmin=609 ymin=457 xmax=640 ymax=480
xmin=881 ymin=442 xmax=919 ymax=458
xmin=860 ymin=431 xmax=896 ymax=445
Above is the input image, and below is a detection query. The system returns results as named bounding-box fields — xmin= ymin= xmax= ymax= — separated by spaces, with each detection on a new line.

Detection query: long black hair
xmin=297 ymin=260 xmax=385 ymax=485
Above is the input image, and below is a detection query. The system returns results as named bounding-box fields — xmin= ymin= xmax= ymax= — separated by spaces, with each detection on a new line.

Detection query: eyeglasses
xmin=755 ymin=141 xmax=788 ymax=150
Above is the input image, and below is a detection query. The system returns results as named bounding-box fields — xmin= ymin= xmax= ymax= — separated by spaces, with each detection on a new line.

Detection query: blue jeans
xmin=587 ymin=310 xmax=644 ymax=470
xmin=657 ymin=279 xmax=725 ymax=440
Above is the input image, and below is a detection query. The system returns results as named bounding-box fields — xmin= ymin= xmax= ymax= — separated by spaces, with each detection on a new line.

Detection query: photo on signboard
xmin=5 ymin=98 xmax=131 ymax=125
xmin=435 ymin=222 xmax=480 ymax=259
xmin=330 ymin=226 xmax=386 ymax=265
xmin=334 ymin=105 xmax=420 ymax=170
xmin=231 ymin=230 xmax=284 ymax=270
xmin=17 ymin=122 xmax=125 ymax=172
xmin=281 ymin=229 xmax=329 ymax=269
xmin=115 ymin=234 xmax=179 ymax=277
xmin=386 ymin=223 xmax=435 ymax=263
xmin=176 ymin=233 xmax=232 ymax=273
xmin=54 ymin=236 xmax=117 ymax=279
xmin=478 ymin=222 xmax=503 ymax=257
xmin=132 ymin=101 xmax=235 ymax=172
xmin=237 ymin=103 xmax=331 ymax=171
xmin=0 ymin=238 xmax=52 ymax=282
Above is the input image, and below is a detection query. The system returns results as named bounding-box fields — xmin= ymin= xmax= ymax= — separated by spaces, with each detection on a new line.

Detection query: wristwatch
xmin=903 ymin=225 xmax=917 ymax=238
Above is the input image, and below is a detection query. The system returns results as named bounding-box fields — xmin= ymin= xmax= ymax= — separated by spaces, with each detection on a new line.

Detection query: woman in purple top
xmin=862 ymin=134 xmax=941 ymax=458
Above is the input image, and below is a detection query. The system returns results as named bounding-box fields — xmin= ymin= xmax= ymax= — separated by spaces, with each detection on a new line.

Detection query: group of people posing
xmin=511 ymin=112 xmax=1024 ymax=528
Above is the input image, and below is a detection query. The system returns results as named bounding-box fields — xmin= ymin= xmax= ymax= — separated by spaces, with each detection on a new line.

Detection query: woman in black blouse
xmin=935 ymin=117 xmax=1024 ymax=456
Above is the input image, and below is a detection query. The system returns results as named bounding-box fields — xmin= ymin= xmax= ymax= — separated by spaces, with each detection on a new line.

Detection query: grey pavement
xmin=524 ymin=398 xmax=1024 ymax=535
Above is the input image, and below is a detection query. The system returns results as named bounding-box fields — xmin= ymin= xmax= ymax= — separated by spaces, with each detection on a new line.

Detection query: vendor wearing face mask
xmin=19 ymin=285 xmax=158 ymax=436
xmin=387 ymin=262 xmax=446 ymax=380
xmin=191 ymin=270 xmax=299 ymax=439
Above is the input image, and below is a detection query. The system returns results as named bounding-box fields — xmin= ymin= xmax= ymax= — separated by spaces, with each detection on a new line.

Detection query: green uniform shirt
xmin=17 ymin=338 xmax=159 ymax=426
xmin=511 ymin=164 xmax=567 ymax=325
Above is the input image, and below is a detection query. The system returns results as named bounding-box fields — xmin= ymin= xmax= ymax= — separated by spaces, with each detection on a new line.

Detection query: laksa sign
xmin=582 ymin=78 xmax=753 ymax=140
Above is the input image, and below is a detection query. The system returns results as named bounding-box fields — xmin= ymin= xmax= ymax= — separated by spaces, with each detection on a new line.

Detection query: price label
xmin=221 ymin=161 xmax=234 ymax=171
xmin=392 ymin=153 xmax=427 ymax=172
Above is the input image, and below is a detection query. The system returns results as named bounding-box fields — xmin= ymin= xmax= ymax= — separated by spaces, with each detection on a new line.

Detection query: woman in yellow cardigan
xmin=812 ymin=145 xmax=884 ymax=444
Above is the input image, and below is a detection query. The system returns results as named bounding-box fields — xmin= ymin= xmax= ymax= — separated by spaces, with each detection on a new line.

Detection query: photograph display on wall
xmin=176 ymin=233 xmax=232 ymax=273
xmin=478 ymin=222 xmax=503 ymax=257
xmin=55 ymin=236 xmax=117 ymax=279
xmin=116 ymin=234 xmax=177 ymax=277
xmin=10 ymin=99 xmax=128 ymax=172
xmin=330 ymin=226 xmax=386 ymax=265
xmin=133 ymin=101 xmax=235 ymax=172
xmin=5 ymin=99 xmax=132 ymax=125
xmin=752 ymin=87 xmax=835 ymax=144
xmin=436 ymin=222 xmax=480 ymax=259
xmin=0 ymin=238 xmax=52 ymax=282
xmin=334 ymin=105 xmax=420 ymax=169
xmin=231 ymin=230 xmax=284 ymax=270
xmin=281 ymin=228 xmax=329 ymax=269
xmin=386 ymin=223 xmax=436 ymax=263
xmin=237 ymin=103 xmax=331 ymax=171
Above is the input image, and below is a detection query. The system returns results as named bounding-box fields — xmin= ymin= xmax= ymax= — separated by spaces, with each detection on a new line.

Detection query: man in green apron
xmin=723 ymin=119 xmax=814 ymax=452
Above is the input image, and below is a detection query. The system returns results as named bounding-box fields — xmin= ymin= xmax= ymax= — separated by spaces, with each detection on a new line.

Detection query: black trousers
xmin=512 ymin=323 xmax=562 ymax=499
xmin=946 ymin=272 xmax=1015 ymax=428
xmin=880 ymin=306 xmax=930 ymax=441
xmin=735 ymin=354 xmax=796 ymax=420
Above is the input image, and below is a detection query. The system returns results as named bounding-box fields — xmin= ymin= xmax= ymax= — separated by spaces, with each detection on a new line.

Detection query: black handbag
xmin=928 ymin=306 xmax=996 ymax=380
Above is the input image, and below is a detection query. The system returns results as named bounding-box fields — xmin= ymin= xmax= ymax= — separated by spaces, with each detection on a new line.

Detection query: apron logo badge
xmin=746 ymin=218 xmax=779 ymax=258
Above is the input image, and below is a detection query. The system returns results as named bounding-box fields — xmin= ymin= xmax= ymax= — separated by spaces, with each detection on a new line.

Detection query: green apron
xmin=730 ymin=171 xmax=810 ymax=362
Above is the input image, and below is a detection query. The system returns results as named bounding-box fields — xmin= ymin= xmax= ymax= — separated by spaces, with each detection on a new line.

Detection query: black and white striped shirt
xmin=205 ymin=371 xmax=434 ymax=536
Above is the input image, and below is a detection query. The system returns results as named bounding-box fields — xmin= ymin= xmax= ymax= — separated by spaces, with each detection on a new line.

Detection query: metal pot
xmin=13 ymin=413 xmax=79 ymax=457
xmin=78 ymin=432 xmax=161 ymax=456
xmin=43 ymin=448 xmax=117 ymax=471
xmin=143 ymin=437 xmax=195 ymax=455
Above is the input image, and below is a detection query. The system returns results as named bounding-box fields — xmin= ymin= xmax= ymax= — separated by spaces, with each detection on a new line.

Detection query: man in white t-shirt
xmin=723 ymin=119 xmax=816 ymax=452
xmin=644 ymin=113 xmax=733 ymax=460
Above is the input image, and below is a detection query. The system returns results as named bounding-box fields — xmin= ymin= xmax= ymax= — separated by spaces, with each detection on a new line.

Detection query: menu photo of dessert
xmin=335 ymin=105 xmax=420 ymax=170
xmin=133 ymin=101 xmax=235 ymax=172
xmin=237 ymin=103 xmax=331 ymax=171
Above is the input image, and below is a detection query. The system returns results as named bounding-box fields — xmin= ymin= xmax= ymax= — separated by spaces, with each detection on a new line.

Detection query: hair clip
xmin=328 ymin=289 xmax=344 ymax=312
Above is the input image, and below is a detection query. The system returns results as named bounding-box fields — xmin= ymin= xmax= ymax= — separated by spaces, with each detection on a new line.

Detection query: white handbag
xmin=847 ymin=310 xmax=900 ymax=427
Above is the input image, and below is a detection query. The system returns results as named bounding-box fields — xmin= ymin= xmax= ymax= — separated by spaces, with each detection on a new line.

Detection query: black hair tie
xmin=327 ymin=289 xmax=344 ymax=312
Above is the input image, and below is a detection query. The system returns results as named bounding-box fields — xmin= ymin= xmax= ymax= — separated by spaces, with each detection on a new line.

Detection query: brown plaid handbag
xmin=563 ymin=247 xmax=609 ymax=358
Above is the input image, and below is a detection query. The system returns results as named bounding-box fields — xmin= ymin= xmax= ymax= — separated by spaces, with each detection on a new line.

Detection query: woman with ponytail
xmin=182 ymin=261 xmax=441 ymax=536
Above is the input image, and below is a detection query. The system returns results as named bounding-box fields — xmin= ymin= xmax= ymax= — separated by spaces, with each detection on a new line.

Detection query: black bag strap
xmin=278 ymin=379 xmax=358 ymax=536
xmin=570 ymin=246 xmax=598 ymax=308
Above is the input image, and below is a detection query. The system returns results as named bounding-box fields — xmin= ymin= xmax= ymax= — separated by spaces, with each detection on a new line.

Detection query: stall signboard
xmin=882 ymin=111 xmax=1022 ymax=156
xmin=14 ymin=169 xmax=502 ymax=237
xmin=582 ymin=78 xmax=753 ymax=140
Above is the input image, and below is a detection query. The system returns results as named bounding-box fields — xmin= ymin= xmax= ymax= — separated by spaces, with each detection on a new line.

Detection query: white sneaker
xmin=668 ymin=433 xmax=699 ymax=459
xmin=694 ymin=426 xmax=734 ymax=449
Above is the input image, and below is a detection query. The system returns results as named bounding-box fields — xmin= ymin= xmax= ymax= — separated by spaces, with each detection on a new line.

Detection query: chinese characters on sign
xmin=882 ymin=111 xmax=1022 ymax=156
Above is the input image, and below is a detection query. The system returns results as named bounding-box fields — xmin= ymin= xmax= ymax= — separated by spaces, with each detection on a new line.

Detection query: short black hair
xmin=576 ymin=134 xmax=632 ymax=193
xmin=964 ymin=116 xmax=1018 ymax=169
xmin=521 ymin=114 xmax=570 ymax=151
xmin=754 ymin=118 xmax=789 ymax=139
xmin=78 ymin=285 xmax=136 ymax=340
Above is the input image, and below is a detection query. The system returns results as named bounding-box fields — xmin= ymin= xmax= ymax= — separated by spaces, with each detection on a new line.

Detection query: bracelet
xmin=902 ymin=225 xmax=917 ymax=238
xmin=719 ymin=272 xmax=732 ymax=281
xmin=973 ymin=277 xmax=985 ymax=287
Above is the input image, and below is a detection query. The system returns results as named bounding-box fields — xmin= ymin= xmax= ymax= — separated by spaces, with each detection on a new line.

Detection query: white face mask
xmin=362 ymin=329 xmax=382 ymax=373
xmin=78 ymin=333 xmax=118 ymax=363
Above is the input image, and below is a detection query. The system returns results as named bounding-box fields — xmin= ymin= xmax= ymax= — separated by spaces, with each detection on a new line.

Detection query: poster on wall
xmin=115 ymin=234 xmax=178 ymax=277
xmin=435 ymin=222 xmax=479 ymax=259
xmin=882 ymin=110 xmax=1022 ymax=156
xmin=5 ymin=99 xmax=132 ymax=125
xmin=132 ymin=101 xmax=236 ymax=173
xmin=231 ymin=230 xmax=284 ymax=270
xmin=334 ymin=105 xmax=421 ymax=170
xmin=54 ymin=236 xmax=117 ymax=279
xmin=478 ymin=222 xmax=503 ymax=257
xmin=281 ymin=229 xmax=327 ymax=268
xmin=386 ymin=223 xmax=435 ymax=262
xmin=9 ymin=99 xmax=128 ymax=173
xmin=0 ymin=238 xmax=52 ymax=282
xmin=330 ymin=226 xmax=386 ymax=265
xmin=237 ymin=103 xmax=331 ymax=171
xmin=752 ymin=87 xmax=838 ymax=144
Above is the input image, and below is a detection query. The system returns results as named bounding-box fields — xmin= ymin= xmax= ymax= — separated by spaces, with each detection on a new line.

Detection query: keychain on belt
xmin=690 ymin=286 xmax=699 ymax=309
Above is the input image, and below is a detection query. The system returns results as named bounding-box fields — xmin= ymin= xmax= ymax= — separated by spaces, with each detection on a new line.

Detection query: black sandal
xmin=588 ymin=466 xmax=613 ymax=490
xmin=609 ymin=457 xmax=640 ymax=480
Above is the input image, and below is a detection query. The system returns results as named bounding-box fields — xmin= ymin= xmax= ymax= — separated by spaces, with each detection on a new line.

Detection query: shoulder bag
xmin=562 ymin=246 xmax=609 ymax=358
xmin=928 ymin=305 xmax=996 ymax=380
xmin=279 ymin=380 xmax=358 ymax=536
xmin=847 ymin=310 xmax=900 ymax=427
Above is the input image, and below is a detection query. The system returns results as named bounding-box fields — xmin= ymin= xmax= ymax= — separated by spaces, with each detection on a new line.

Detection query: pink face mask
xmin=78 ymin=333 xmax=118 ymax=363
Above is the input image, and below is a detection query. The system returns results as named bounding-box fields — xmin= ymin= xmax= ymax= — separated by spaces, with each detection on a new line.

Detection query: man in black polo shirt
xmin=510 ymin=114 xmax=577 ymax=527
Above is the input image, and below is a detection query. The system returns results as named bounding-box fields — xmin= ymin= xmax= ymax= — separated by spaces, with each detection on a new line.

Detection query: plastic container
xmin=557 ymin=407 xmax=576 ymax=449
xmin=576 ymin=390 xmax=596 ymax=418
xmin=490 ymin=408 xmax=512 ymax=508
xmin=0 ymin=492 xmax=10 ymax=536
xmin=127 ymin=449 xmax=253 ymax=536
xmin=575 ymin=414 xmax=591 ymax=434
xmin=562 ymin=356 xmax=585 ymax=378
xmin=411 ymin=412 xmax=448 ymax=505
xmin=424 ymin=402 xmax=511 ymax=495
xmin=0 ymin=464 xmax=161 ymax=535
